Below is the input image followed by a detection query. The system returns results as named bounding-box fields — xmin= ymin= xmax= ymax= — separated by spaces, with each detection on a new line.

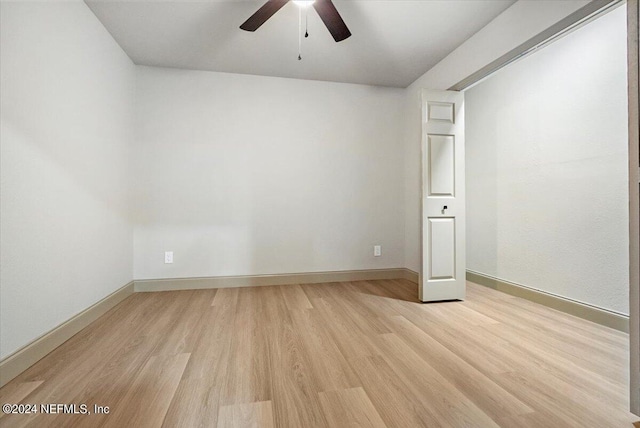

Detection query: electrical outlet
xmin=374 ymin=245 xmax=381 ymax=257
xmin=164 ymin=251 xmax=173 ymax=264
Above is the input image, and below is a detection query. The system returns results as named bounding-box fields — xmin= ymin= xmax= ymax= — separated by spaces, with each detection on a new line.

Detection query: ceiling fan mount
xmin=240 ymin=0 xmax=352 ymax=42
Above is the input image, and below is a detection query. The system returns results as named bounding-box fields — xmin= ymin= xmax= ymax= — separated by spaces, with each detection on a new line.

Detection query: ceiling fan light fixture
xmin=293 ymin=0 xmax=315 ymax=8
xmin=240 ymin=0 xmax=350 ymax=42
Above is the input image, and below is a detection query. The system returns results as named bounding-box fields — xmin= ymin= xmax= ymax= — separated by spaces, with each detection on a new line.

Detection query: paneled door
xmin=420 ymin=90 xmax=465 ymax=302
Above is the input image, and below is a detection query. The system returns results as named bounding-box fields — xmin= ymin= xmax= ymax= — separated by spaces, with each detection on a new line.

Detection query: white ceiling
xmin=85 ymin=0 xmax=516 ymax=88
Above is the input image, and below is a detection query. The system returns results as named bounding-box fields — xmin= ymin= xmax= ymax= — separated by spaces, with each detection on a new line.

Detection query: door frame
xmin=627 ymin=0 xmax=639 ymax=416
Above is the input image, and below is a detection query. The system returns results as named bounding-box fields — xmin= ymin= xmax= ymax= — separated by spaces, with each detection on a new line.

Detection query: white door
xmin=420 ymin=90 xmax=465 ymax=302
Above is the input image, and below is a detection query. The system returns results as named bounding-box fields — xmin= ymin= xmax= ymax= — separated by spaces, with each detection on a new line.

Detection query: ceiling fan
xmin=240 ymin=0 xmax=352 ymax=42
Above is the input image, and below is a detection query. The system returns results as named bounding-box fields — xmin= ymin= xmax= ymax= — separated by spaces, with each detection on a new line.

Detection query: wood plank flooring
xmin=0 ymin=280 xmax=636 ymax=427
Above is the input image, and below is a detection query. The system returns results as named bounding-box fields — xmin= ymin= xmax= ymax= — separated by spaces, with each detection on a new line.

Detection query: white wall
xmin=466 ymin=6 xmax=628 ymax=314
xmin=133 ymin=67 xmax=404 ymax=280
xmin=402 ymin=0 xmax=590 ymax=272
xmin=0 ymin=1 xmax=134 ymax=358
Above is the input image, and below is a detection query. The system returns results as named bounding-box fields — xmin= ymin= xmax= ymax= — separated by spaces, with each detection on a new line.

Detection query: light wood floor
xmin=0 ymin=280 xmax=636 ymax=427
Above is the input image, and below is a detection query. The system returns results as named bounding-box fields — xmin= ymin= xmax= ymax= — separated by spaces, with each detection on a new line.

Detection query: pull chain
xmin=298 ymin=8 xmax=302 ymax=60
xmin=305 ymin=9 xmax=309 ymax=38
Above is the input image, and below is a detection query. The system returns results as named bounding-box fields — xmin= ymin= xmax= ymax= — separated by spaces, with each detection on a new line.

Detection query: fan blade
xmin=313 ymin=0 xmax=351 ymax=42
xmin=240 ymin=0 xmax=290 ymax=32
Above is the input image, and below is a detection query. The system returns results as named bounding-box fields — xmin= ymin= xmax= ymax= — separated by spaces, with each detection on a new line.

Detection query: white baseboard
xmin=402 ymin=268 xmax=419 ymax=283
xmin=466 ymin=270 xmax=629 ymax=333
xmin=0 ymin=281 xmax=135 ymax=388
xmin=135 ymin=268 xmax=419 ymax=292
